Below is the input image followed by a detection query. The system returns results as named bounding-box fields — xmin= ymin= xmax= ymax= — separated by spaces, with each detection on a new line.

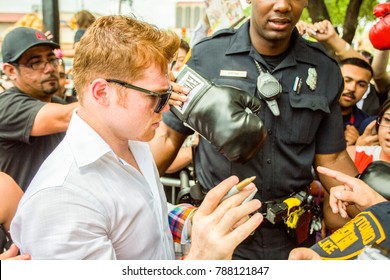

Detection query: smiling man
xmin=0 ymin=27 xmax=79 ymax=191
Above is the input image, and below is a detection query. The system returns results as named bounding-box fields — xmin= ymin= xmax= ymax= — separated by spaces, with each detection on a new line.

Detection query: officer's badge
xmin=306 ymin=67 xmax=317 ymax=91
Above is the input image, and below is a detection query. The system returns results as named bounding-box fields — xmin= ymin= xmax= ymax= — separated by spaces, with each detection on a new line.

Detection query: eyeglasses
xmin=106 ymin=79 xmax=172 ymax=113
xmin=12 ymin=58 xmax=61 ymax=71
xmin=376 ymin=116 xmax=390 ymax=128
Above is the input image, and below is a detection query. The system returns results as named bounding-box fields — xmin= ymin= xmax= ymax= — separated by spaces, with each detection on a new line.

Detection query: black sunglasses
xmin=106 ymin=79 xmax=172 ymax=113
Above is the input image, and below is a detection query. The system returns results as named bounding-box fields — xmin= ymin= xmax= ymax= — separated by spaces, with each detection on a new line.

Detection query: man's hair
xmin=74 ymin=10 xmax=96 ymax=29
xmin=357 ymin=50 xmax=374 ymax=65
xmin=180 ymin=39 xmax=190 ymax=53
xmin=376 ymin=97 xmax=390 ymax=132
xmin=339 ymin=57 xmax=374 ymax=78
xmin=72 ymin=15 xmax=180 ymax=103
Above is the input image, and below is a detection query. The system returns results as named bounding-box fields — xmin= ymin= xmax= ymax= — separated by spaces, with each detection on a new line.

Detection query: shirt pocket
xmin=280 ymin=90 xmax=330 ymax=145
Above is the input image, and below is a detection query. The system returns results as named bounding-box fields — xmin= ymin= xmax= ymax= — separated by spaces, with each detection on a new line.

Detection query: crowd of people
xmin=1 ymin=0 xmax=390 ymax=260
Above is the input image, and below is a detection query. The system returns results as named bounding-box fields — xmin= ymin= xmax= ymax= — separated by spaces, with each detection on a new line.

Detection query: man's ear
xmin=90 ymin=79 xmax=110 ymax=106
xmin=3 ymin=63 xmax=18 ymax=81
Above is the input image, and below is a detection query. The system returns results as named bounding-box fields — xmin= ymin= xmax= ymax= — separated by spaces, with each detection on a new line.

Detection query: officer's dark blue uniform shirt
xmin=163 ymin=20 xmax=346 ymax=259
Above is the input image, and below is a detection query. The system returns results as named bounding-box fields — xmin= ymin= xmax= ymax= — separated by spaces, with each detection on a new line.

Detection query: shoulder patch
xmin=311 ymin=210 xmax=387 ymax=260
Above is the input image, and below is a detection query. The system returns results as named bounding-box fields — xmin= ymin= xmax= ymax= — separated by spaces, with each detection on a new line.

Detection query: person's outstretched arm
xmin=372 ymin=50 xmax=390 ymax=94
xmin=303 ymin=19 xmax=365 ymax=61
xmin=317 ymin=166 xmax=386 ymax=218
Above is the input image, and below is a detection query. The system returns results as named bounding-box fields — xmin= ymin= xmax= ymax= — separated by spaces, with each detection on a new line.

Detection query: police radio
xmin=254 ymin=60 xmax=282 ymax=116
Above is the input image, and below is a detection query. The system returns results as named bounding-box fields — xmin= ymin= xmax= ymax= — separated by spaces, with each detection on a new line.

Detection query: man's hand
xmin=44 ymin=30 xmax=54 ymax=40
xmin=306 ymin=20 xmax=364 ymax=60
xmin=185 ymin=176 xmax=263 ymax=260
xmin=317 ymin=166 xmax=386 ymax=218
xmin=344 ymin=125 xmax=360 ymax=146
xmin=168 ymin=72 xmax=190 ymax=107
xmin=288 ymin=247 xmax=322 ymax=260
xmin=296 ymin=20 xmax=312 ymax=36
xmin=310 ymin=19 xmax=337 ymax=44
xmin=0 ymin=244 xmax=30 ymax=260
xmin=355 ymin=120 xmax=379 ymax=146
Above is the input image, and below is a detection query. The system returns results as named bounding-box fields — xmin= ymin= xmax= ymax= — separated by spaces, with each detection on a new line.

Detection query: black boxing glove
xmin=358 ymin=161 xmax=390 ymax=200
xmin=171 ymin=65 xmax=266 ymax=163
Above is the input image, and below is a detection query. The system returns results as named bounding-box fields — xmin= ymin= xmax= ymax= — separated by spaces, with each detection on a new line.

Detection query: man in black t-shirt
xmin=0 ymin=27 xmax=78 ymax=191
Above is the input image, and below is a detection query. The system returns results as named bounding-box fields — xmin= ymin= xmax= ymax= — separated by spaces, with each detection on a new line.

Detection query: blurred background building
xmin=0 ymin=0 xmax=231 ymax=49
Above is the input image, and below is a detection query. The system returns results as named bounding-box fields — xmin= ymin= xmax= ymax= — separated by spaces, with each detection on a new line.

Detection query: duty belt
xmin=261 ymin=188 xmax=318 ymax=244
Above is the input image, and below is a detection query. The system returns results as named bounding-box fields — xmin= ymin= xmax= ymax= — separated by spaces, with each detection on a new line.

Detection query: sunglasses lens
xmin=154 ymin=91 xmax=171 ymax=113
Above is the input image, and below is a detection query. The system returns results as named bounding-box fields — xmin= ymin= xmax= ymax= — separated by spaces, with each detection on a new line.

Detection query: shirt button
xmin=267 ymin=129 xmax=272 ymax=135
xmin=266 ymin=159 xmax=271 ymax=164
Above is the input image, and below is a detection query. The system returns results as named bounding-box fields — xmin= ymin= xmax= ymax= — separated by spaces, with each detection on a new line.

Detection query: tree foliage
xmin=244 ymin=0 xmax=379 ymax=43
xmin=303 ymin=0 xmax=379 ymax=43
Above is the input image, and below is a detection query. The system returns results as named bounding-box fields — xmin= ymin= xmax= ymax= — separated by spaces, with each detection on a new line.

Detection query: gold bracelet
xmin=187 ymin=208 xmax=198 ymax=240
xmin=188 ymin=208 xmax=198 ymax=223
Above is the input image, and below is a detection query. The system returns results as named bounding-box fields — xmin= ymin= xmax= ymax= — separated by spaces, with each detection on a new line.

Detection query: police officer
xmin=150 ymin=0 xmax=359 ymax=259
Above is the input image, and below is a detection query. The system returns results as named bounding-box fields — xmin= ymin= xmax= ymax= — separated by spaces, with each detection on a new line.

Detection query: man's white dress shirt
xmin=11 ymin=111 xmax=175 ymax=259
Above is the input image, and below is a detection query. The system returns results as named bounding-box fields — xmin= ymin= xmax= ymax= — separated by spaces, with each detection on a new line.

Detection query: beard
xmin=42 ymin=80 xmax=59 ymax=96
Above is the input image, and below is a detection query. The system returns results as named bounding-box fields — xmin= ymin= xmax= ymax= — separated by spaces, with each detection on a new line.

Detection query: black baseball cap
xmin=1 ymin=27 xmax=60 ymax=63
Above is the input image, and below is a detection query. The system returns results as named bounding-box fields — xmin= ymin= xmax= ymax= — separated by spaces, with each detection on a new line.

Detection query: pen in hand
xmin=220 ymin=176 xmax=257 ymax=204
xmin=307 ymin=28 xmax=317 ymax=36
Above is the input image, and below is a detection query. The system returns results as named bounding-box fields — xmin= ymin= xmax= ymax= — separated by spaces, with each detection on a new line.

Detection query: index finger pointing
xmin=317 ymin=166 xmax=358 ymax=190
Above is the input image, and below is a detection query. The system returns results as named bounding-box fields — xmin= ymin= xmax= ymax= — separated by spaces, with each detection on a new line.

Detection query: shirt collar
xmin=65 ymin=109 xmax=113 ymax=168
